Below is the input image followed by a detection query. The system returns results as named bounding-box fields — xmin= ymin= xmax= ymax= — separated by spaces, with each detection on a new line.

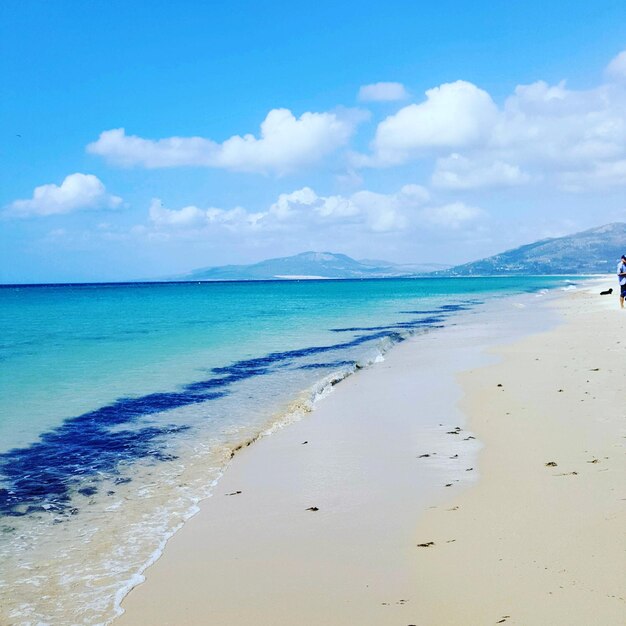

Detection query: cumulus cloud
xmin=87 ymin=108 xmax=357 ymax=175
xmin=139 ymin=182 xmax=482 ymax=244
xmin=7 ymin=173 xmax=123 ymax=217
xmin=364 ymin=81 xmax=498 ymax=165
xmin=149 ymin=198 xmax=264 ymax=230
xmin=487 ymin=79 xmax=626 ymax=193
xmin=267 ymin=187 xmax=321 ymax=220
xmin=358 ymin=82 xmax=408 ymax=102
xmin=432 ymin=154 xmax=531 ymax=189
xmin=355 ymin=59 xmax=626 ymax=192
xmin=605 ymin=50 xmax=626 ymax=81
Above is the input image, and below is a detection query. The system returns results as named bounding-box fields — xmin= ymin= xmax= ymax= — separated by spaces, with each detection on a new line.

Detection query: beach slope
xmin=116 ymin=287 xmax=625 ymax=625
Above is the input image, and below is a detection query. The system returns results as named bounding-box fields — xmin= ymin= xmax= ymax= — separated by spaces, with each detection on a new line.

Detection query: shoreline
xmin=113 ymin=287 xmax=574 ymax=625
xmin=108 ymin=311 xmax=445 ymax=623
xmin=2 ymin=280 xmax=573 ymax=625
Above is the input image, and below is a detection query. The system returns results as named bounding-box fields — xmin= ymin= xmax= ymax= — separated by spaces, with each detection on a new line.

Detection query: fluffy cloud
xmin=149 ymin=199 xmax=263 ymax=230
xmin=489 ymin=78 xmax=626 ymax=191
xmin=365 ymin=81 xmax=498 ymax=165
xmin=87 ymin=108 xmax=357 ymax=175
xmin=432 ymin=154 xmax=531 ymax=189
xmin=141 ymin=182 xmax=482 ymax=243
xmin=7 ymin=173 xmax=122 ymax=217
xmin=358 ymin=82 xmax=408 ymax=102
xmin=268 ymin=188 xmax=322 ymax=220
xmin=357 ymin=55 xmax=626 ymax=191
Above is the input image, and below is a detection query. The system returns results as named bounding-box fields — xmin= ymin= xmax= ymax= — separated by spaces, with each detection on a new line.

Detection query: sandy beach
xmin=115 ymin=283 xmax=625 ymax=626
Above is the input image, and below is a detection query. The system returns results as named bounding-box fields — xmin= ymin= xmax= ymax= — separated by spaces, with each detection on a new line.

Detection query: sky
xmin=2 ymin=1 xmax=626 ymax=283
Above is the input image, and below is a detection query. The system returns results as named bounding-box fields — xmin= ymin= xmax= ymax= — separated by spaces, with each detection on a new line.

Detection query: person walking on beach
xmin=618 ymin=255 xmax=626 ymax=309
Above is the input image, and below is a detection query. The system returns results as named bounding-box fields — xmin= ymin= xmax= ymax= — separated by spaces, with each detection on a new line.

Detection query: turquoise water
xmin=0 ymin=277 xmax=576 ymax=624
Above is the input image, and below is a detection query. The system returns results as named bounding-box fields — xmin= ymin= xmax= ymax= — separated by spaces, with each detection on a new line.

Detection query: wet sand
xmin=115 ymin=284 xmax=625 ymax=625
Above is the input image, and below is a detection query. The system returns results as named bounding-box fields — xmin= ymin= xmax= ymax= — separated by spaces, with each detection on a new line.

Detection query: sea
xmin=0 ymin=276 xmax=578 ymax=625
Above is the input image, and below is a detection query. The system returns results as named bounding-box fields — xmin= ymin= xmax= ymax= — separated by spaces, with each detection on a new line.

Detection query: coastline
xmin=2 ymin=278 xmax=577 ymax=625
xmin=113 ymin=286 xmax=589 ymax=625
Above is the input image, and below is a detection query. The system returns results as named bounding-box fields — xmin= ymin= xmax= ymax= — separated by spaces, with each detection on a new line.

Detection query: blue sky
xmin=2 ymin=1 xmax=626 ymax=282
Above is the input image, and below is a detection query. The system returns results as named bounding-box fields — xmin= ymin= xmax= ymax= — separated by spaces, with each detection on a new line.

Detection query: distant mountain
xmin=443 ymin=223 xmax=626 ymax=276
xmin=168 ymin=222 xmax=625 ymax=282
xmin=175 ymin=252 xmax=450 ymax=281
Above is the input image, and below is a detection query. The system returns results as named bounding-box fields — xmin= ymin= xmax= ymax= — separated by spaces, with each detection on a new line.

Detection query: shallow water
xmin=0 ymin=276 xmax=576 ymax=624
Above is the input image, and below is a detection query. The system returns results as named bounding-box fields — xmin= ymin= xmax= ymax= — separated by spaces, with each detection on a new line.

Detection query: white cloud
xmin=138 ymin=183 xmax=481 ymax=244
xmin=493 ymin=80 xmax=626 ymax=166
xmin=355 ymin=60 xmax=626 ymax=192
xmin=148 ymin=198 xmax=263 ymax=231
xmin=87 ymin=108 xmax=357 ymax=175
xmin=432 ymin=154 xmax=531 ymax=189
xmin=7 ymin=173 xmax=123 ymax=217
xmin=606 ymin=50 xmax=626 ymax=81
xmin=268 ymin=187 xmax=321 ymax=220
xmin=358 ymin=82 xmax=408 ymax=102
xmin=264 ymin=184 xmax=432 ymax=232
xmin=149 ymin=200 xmax=208 ymax=228
xmin=365 ymin=81 xmax=498 ymax=165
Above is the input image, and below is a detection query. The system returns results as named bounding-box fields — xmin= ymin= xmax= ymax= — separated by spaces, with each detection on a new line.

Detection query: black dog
xmin=600 ymin=288 xmax=613 ymax=295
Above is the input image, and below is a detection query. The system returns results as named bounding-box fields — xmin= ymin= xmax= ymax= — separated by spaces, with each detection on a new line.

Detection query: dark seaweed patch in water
xmin=399 ymin=300 xmax=482 ymax=316
xmin=299 ymin=360 xmax=357 ymax=370
xmin=210 ymin=330 xmax=404 ymax=379
xmin=0 ymin=384 xmax=226 ymax=516
xmin=329 ymin=315 xmax=444 ymax=333
xmin=0 ymin=306 xmax=461 ymax=519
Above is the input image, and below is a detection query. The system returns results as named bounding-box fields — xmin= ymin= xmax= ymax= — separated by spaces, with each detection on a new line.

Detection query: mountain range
xmin=442 ymin=222 xmax=626 ymax=276
xmin=175 ymin=252 xmax=450 ymax=281
xmin=173 ymin=222 xmax=626 ymax=281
